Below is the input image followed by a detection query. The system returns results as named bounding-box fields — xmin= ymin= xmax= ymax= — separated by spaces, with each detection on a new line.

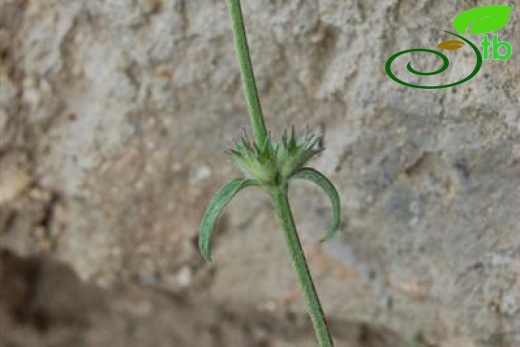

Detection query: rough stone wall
xmin=0 ymin=0 xmax=519 ymax=346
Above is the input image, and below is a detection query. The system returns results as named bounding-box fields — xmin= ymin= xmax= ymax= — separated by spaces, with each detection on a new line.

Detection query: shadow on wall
xmin=0 ymin=248 xmax=407 ymax=347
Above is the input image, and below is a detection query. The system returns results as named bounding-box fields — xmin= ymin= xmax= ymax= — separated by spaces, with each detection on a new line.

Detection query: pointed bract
xmin=228 ymin=128 xmax=323 ymax=185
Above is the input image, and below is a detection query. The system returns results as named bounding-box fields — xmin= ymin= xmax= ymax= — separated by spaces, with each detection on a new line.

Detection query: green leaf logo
xmin=453 ymin=5 xmax=514 ymax=35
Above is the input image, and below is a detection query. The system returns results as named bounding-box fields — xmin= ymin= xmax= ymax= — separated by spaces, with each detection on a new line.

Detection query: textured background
xmin=0 ymin=0 xmax=519 ymax=346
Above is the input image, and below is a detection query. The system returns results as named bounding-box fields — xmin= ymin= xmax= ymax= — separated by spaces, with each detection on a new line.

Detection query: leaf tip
xmin=202 ymin=253 xmax=213 ymax=262
xmin=197 ymin=236 xmax=212 ymax=262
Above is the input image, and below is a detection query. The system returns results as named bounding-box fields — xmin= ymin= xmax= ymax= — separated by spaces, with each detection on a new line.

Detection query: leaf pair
xmin=198 ymin=167 xmax=341 ymax=262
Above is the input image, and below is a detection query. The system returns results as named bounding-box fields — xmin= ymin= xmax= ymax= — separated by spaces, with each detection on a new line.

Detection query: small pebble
xmin=176 ymin=266 xmax=192 ymax=287
xmin=195 ymin=165 xmax=211 ymax=181
xmin=500 ymin=292 xmax=517 ymax=316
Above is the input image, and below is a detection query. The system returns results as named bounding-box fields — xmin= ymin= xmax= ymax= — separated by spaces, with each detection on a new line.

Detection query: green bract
xmin=228 ymin=135 xmax=278 ymax=184
xmin=228 ymin=128 xmax=323 ymax=185
xmin=278 ymin=127 xmax=322 ymax=179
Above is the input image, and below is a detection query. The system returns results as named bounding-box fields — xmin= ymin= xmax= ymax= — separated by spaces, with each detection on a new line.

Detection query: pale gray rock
xmin=0 ymin=0 xmax=519 ymax=345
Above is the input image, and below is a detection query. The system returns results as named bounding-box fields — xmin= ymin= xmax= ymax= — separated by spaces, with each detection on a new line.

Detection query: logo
xmin=385 ymin=5 xmax=514 ymax=89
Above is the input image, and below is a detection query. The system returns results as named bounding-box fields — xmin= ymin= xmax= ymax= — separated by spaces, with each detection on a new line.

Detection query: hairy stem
xmin=226 ymin=2 xmax=335 ymax=345
xmin=269 ymin=186 xmax=335 ymax=347
xmin=227 ymin=0 xmax=268 ymax=144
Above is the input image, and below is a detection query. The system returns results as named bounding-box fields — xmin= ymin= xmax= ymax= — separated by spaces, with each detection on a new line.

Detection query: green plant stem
xmin=226 ymin=1 xmax=335 ymax=345
xmin=269 ymin=186 xmax=335 ymax=347
xmin=227 ymin=0 xmax=268 ymax=145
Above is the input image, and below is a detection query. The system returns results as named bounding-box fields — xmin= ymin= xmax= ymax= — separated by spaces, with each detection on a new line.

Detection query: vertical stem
xmin=227 ymin=0 xmax=268 ymax=145
xmin=270 ymin=186 xmax=335 ymax=347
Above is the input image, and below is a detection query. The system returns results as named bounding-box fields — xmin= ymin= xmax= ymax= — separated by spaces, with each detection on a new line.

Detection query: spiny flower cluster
xmin=227 ymin=127 xmax=323 ymax=185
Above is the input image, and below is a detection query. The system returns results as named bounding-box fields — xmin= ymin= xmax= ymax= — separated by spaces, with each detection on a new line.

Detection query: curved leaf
xmin=198 ymin=178 xmax=255 ymax=261
xmin=437 ymin=39 xmax=465 ymax=50
xmin=290 ymin=168 xmax=341 ymax=242
xmin=453 ymin=5 xmax=514 ymax=35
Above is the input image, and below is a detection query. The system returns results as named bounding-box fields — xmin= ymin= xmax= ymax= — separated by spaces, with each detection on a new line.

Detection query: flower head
xmin=227 ymin=127 xmax=323 ymax=185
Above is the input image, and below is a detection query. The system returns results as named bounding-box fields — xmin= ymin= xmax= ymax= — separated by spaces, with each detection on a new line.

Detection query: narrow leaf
xmin=437 ymin=39 xmax=465 ymax=50
xmin=198 ymin=178 xmax=255 ymax=261
xmin=290 ymin=168 xmax=341 ymax=242
xmin=453 ymin=5 xmax=514 ymax=35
